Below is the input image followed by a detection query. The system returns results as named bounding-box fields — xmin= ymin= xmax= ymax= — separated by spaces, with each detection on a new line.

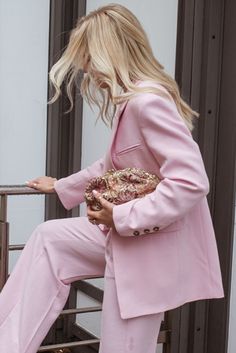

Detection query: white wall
xmin=79 ymin=1 xmax=179 ymax=348
xmin=0 ymin=0 xmax=50 ymax=270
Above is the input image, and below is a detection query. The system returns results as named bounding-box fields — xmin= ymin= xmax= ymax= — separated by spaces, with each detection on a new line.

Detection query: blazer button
xmin=144 ymin=229 xmax=150 ymax=233
xmin=133 ymin=230 xmax=140 ymax=236
xmin=153 ymin=226 xmax=160 ymax=231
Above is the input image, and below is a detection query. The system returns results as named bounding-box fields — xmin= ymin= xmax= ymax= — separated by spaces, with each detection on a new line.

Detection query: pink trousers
xmin=0 ymin=216 xmax=164 ymax=353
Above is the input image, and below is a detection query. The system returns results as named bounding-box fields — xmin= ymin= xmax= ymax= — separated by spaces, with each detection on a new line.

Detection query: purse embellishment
xmin=84 ymin=167 xmax=160 ymax=211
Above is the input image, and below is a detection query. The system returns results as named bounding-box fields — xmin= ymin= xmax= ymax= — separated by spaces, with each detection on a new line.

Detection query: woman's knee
xmin=32 ymin=219 xmax=60 ymax=242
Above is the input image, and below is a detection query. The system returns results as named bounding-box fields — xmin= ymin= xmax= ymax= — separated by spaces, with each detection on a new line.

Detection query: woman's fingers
xmin=25 ymin=177 xmax=57 ymax=193
xmin=92 ymin=190 xmax=112 ymax=209
xmin=87 ymin=191 xmax=115 ymax=228
xmin=26 ymin=176 xmax=44 ymax=186
xmin=25 ymin=179 xmax=40 ymax=188
xmin=87 ymin=206 xmax=100 ymax=220
xmin=87 ymin=208 xmax=100 ymax=225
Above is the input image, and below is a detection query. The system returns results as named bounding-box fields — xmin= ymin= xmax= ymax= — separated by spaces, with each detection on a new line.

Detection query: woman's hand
xmin=87 ymin=190 xmax=115 ymax=229
xmin=26 ymin=176 xmax=57 ymax=193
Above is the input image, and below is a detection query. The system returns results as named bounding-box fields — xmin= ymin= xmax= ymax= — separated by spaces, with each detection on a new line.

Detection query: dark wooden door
xmin=168 ymin=0 xmax=236 ymax=352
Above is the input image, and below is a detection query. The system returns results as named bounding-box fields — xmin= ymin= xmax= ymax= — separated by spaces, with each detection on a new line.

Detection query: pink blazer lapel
xmin=107 ymin=100 xmax=128 ymax=170
xmin=110 ymin=100 xmax=128 ymax=147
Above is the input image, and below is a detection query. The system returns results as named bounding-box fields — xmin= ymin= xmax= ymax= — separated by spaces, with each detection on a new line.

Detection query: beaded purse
xmin=84 ymin=167 xmax=160 ymax=211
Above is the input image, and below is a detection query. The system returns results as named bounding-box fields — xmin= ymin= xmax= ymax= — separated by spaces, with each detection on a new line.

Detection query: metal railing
xmin=0 ymin=185 xmax=171 ymax=352
xmin=0 ymin=185 xmax=43 ymax=289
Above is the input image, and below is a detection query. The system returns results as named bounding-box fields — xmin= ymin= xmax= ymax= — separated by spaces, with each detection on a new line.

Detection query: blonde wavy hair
xmin=49 ymin=3 xmax=199 ymax=131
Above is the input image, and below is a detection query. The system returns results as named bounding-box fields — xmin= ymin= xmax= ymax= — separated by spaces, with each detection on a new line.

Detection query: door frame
xmin=173 ymin=0 xmax=236 ymax=352
xmin=46 ymin=0 xmax=86 ymax=221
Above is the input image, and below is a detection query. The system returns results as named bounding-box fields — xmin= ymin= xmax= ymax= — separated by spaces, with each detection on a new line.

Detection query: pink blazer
xmin=54 ymin=81 xmax=224 ymax=319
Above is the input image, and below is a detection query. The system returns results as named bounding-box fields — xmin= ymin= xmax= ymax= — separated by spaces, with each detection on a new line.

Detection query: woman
xmin=0 ymin=4 xmax=224 ymax=353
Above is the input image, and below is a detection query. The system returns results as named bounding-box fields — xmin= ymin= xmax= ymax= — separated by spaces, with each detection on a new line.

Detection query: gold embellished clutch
xmin=84 ymin=167 xmax=160 ymax=211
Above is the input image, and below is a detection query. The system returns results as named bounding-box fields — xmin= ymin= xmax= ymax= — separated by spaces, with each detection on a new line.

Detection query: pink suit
xmin=0 ymin=80 xmax=224 ymax=352
xmin=55 ymin=81 xmax=224 ymax=318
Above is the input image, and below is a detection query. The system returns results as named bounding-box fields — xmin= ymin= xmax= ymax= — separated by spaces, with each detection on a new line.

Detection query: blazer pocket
xmin=116 ymin=143 xmax=142 ymax=156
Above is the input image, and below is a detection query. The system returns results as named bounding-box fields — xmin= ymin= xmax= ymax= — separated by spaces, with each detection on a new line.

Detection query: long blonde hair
xmin=49 ymin=3 xmax=198 ymax=131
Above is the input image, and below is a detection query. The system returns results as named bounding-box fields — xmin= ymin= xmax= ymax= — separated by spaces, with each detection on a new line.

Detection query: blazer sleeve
xmin=54 ymin=157 xmax=105 ymax=210
xmin=112 ymin=93 xmax=210 ymax=236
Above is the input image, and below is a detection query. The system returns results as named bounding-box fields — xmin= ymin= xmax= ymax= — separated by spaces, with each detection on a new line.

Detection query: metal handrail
xmin=0 ymin=185 xmax=44 ymax=196
xmin=0 ymin=185 xmax=44 ymax=289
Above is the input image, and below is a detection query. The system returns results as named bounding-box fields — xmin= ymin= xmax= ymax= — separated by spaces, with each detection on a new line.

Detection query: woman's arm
xmin=112 ymin=93 xmax=210 ymax=236
xmin=53 ymin=157 xmax=105 ymax=210
xmin=27 ymin=157 xmax=105 ymax=210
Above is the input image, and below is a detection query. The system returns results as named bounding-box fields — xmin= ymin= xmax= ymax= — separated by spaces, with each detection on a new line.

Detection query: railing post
xmin=0 ymin=195 xmax=9 ymax=290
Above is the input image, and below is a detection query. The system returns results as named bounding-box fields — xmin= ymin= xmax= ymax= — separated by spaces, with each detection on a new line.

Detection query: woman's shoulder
xmin=128 ymin=80 xmax=192 ymax=137
xmin=128 ymin=80 xmax=175 ymax=111
xmin=134 ymin=79 xmax=170 ymax=93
